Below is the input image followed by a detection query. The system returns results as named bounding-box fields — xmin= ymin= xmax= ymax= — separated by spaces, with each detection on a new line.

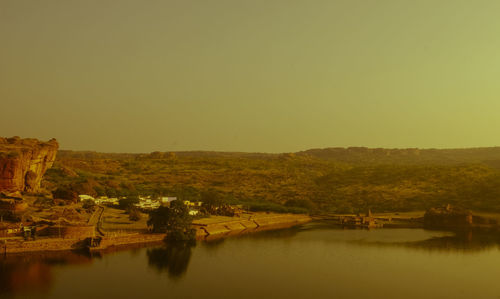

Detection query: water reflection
xmin=201 ymin=238 xmax=226 ymax=251
xmin=146 ymin=242 xmax=194 ymax=279
xmin=0 ymin=261 xmax=52 ymax=295
xmin=316 ymin=225 xmax=500 ymax=253
xmin=0 ymin=251 xmax=92 ymax=297
xmin=2 ymin=225 xmax=500 ymax=299
xmin=407 ymin=229 xmax=500 ymax=252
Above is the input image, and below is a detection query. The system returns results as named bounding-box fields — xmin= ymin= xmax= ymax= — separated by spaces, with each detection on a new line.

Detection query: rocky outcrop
xmin=0 ymin=137 xmax=58 ymax=194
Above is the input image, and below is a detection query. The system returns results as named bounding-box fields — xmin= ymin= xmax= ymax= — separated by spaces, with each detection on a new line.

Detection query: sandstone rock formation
xmin=0 ymin=136 xmax=59 ymax=194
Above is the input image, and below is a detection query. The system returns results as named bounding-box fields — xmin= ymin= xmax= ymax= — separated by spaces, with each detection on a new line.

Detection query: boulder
xmin=0 ymin=137 xmax=58 ymax=194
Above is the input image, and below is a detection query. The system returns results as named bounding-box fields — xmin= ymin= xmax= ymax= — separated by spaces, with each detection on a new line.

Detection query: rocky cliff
xmin=0 ymin=137 xmax=58 ymax=195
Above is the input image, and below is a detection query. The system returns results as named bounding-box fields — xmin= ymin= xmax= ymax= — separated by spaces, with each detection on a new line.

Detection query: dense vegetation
xmin=148 ymin=200 xmax=195 ymax=241
xmin=42 ymin=147 xmax=500 ymax=214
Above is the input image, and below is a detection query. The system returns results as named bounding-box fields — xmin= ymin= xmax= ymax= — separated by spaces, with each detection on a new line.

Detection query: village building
xmin=189 ymin=209 xmax=199 ymax=216
xmin=160 ymin=197 xmax=177 ymax=206
xmin=134 ymin=198 xmax=161 ymax=210
xmin=78 ymin=194 xmax=95 ymax=201
xmin=183 ymin=200 xmax=202 ymax=207
xmin=0 ymin=223 xmax=22 ymax=237
xmin=339 ymin=210 xmax=380 ymax=228
xmin=94 ymin=196 xmax=119 ymax=206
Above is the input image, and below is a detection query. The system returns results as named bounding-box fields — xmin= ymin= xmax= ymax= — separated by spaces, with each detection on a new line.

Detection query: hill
xmin=42 ymin=147 xmax=500 ymax=214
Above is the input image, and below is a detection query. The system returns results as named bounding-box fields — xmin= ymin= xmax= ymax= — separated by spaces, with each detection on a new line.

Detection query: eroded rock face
xmin=0 ymin=137 xmax=59 ymax=194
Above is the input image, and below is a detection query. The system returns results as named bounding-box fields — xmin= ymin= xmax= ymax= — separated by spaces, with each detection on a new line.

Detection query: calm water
xmin=2 ymin=223 xmax=500 ymax=299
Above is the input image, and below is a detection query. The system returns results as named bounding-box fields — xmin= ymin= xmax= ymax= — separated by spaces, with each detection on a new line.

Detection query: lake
xmin=2 ymin=222 xmax=500 ymax=299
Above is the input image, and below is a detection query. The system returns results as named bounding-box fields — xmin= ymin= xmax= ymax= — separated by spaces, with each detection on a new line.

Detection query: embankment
xmin=2 ymin=212 xmax=311 ymax=254
xmin=2 ymin=233 xmax=166 ymax=254
xmin=1 ymin=237 xmax=86 ymax=254
xmin=193 ymin=213 xmax=312 ymax=240
xmin=89 ymin=233 xmax=166 ymax=251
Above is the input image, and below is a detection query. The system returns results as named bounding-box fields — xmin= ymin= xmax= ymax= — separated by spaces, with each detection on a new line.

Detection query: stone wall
xmin=38 ymin=225 xmax=95 ymax=239
xmin=96 ymin=233 xmax=165 ymax=249
xmin=2 ymin=238 xmax=82 ymax=254
xmin=194 ymin=213 xmax=312 ymax=240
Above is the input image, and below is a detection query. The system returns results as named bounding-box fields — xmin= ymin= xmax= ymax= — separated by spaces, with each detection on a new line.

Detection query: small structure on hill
xmin=79 ymin=195 xmax=119 ymax=206
xmin=79 ymin=195 xmax=94 ymax=202
xmin=134 ymin=197 xmax=161 ymax=210
xmin=95 ymin=196 xmax=119 ymax=206
xmin=183 ymin=200 xmax=202 ymax=207
xmin=188 ymin=209 xmax=199 ymax=216
xmin=160 ymin=197 xmax=177 ymax=206
xmin=0 ymin=223 xmax=22 ymax=237
xmin=339 ymin=210 xmax=381 ymax=228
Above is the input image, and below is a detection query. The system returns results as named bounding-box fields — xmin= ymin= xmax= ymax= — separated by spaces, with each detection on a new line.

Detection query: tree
xmin=105 ymin=187 xmax=117 ymax=198
xmin=94 ymin=186 xmax=106 ymax=197
xmin=128 ymin=207 xmax=142 ymax=221
xmin=200 ymin=189 xmax=222 ymax=214
xmin=52 ymin=186 xmax=78 ymax=202
xmin=146 ymin=242 xmax=193 ymax=279
xmin=119 ymin=196 xmax=139 ymax=209
xmin=82 ymin=199 xmax=95 ymax=210
xmin=284 ymin=199 xmax=315 ymax=211
xmin=147 ymin=200 xmax=195 ymax=242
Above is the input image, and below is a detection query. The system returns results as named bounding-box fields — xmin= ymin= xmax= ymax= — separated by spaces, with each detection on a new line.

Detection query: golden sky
xmin=1 ymin=0 xmax=500 ymax=153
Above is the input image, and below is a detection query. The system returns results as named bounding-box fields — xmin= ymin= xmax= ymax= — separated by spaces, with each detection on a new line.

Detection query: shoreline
xmin=4 ymin=211 xmax=500 ymax=255
xmin=1 ymin=212 xmax=312 ymax=255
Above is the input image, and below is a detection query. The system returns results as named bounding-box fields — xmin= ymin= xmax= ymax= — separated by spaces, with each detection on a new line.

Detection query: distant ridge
xmin=297 ymin=146 xmax=500 ymax=166
xmin=58 ymin=146 xmax=500 ymax=167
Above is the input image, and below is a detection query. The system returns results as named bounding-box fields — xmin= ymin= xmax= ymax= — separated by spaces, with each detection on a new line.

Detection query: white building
xmin=79 ymin=195 xmax=95 ymax=202
xmin=134 ymin=199 xmax=161 ymax=210
xmin=161 ymin=197 xmax=177 ymax=204
xmin=95 ymin=196 xmax=119 ymax=205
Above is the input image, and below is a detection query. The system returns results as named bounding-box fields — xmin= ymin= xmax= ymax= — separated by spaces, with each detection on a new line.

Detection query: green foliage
xmin=128 ymin=207 xmax=142 ymax=221
xmin=147 ymin=200 xmax=195 ymax=242
xmin=94 ymin=186 xmax=106 ymax=197
xmin=246 ymin=201 xmax=308 ymax=214
xmin=52 ymin=186 xmax=78 ymax=202
xmin=200 ymin=189 xmax=223 ymax=213
xmin=285 ymin=199 xmax=315 ymax=211
xmin=46 ymin=149 xmax=500 ymax=214
xmin=313 ymin=164 xmax=500 ymax=213
xmin=119 ymin=196 xmax=139 ymax=209
xmin=82 ymin=199 xmax=95 ymax=210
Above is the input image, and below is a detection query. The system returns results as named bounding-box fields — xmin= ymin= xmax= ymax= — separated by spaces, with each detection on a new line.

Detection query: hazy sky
xmin=1 ymin=0 xmax=500 ymax=153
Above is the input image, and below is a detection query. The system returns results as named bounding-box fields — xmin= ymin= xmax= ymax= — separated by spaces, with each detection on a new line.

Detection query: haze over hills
xmin=4 ymin=136 xmax=499 ymax=215
xmin=42 ymin=146 xmax=500 ymax=214
xmin=299 ymin=146 xmax=500 ymax=166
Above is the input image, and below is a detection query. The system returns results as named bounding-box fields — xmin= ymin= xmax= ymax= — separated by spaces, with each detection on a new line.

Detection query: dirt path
xmin=87 ymin=205 xmax=105 ymax=236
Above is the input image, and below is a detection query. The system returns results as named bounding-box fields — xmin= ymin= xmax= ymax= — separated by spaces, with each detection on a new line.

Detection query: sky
xmin=1 ymin=0 xmax=500 ymax=153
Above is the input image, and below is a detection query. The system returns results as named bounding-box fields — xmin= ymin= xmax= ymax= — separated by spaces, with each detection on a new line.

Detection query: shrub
xmin=129 ymin=207 xmax=142 ymax=221
xmin=82 ymin=199 xmax=95 ymax=210
xmin=148 ymin=200 xmax=195 ymax=242
xmin=119 ymin=196 xmax=139 ymax=209
xmin=52 ymin=186 xmax=78 ymax=202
